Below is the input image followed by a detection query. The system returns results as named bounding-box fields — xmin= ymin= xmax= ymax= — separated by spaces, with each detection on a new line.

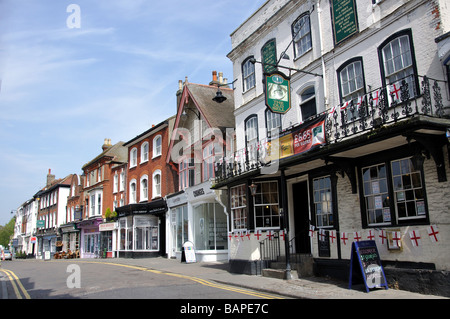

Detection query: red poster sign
xmin=292 ymin=114 xmax=326 ymax=155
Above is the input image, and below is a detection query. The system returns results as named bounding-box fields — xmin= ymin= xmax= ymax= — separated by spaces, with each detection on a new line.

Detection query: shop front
xmin=78 ymin=218 xmax=102 ymax=258
xmin=115 ymin=198 xmax=167 ymax=258
xmin=99 ymin=222 xmax=116 ymax=258
xmin=166 ymin=191 xmax=188 ymax=259
xmin=184 ymin=181 xmax=229 ymax=262
xmin=59 ymin=222 xmax=80 ymax=257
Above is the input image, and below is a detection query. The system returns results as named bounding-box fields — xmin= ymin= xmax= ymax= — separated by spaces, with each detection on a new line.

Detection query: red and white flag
xmin=308 ymin=225 xmax=315 ymax=237
xmin=329 ymin=230 xmax=336 ymax=244
xmin=378 ymin=229 xmax=387 ymax=245
xmin=409 ymin=230 xmax=421 ymax=247
xmin=427 ymin=225 xmax=440 ymax=243
xmin=341 ymin=232 xmax=349 ymax=245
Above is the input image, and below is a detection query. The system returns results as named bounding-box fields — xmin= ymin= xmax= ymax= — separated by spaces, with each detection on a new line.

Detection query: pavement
xmin=95 ymin=257 xmax=447 ymax=299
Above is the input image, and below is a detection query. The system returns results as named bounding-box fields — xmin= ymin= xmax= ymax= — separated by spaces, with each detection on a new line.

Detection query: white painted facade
xmin=223 ymin=0 xmax=450 ymax=277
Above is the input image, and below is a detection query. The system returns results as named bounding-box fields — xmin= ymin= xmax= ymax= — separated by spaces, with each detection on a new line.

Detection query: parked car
xmin=2 ymin=249 xmax=12 ymax=260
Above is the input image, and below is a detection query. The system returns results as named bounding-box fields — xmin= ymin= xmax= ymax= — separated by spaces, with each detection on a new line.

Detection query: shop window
xmin=253 ymin=181 xmax=280 ymax=229
xmin=134 ymin=216 xmax=159 ymax=251
xmin=231 ymin=184 xmax=247 ymax=231
xmin=174 ymin=205 xmax=188 ymax=252
xmin=360 ymin=156 xmax=428 ymax=227
xmin=193 ymin=203 xmax=228 ymax=250
xmin=362 ymin=163 xmax=390 ymax=226
xmin=391 ymin=158 xmax=426 ymax=220
xmin=313 ymin=176 xmax=333 ymax=228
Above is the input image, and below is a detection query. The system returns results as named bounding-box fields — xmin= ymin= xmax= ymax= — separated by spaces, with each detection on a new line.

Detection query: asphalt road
xmin=0 ymin=259 xmax=283 ymax=300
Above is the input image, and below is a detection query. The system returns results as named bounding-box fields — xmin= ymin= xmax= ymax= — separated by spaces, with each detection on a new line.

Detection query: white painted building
xmin=214 ymin=0 xmax=450 ymax=295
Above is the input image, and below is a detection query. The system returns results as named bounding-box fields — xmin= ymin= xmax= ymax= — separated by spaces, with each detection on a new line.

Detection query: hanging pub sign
xmin=349 ymin=240 xmax=388 ymax=292
xmin=265 ymin=71 xmax=291 ymax=114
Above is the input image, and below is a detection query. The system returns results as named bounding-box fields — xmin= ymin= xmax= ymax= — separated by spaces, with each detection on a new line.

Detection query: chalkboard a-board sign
xmin=349 ymin=240 xmax=388 ymax=292
xmin=181 ymin=241 xmax=196 ymax=263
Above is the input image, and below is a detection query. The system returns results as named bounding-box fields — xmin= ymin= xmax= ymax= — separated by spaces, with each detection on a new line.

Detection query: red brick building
xmin=115 ymin=116 xmax=177 ymax=258
xmin=79 ymin=139 xmax=127 ymax=258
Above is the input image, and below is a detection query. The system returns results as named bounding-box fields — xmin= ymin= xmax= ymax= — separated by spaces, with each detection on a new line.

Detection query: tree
xmin=0 ymin=217 xmax=15 ymax=247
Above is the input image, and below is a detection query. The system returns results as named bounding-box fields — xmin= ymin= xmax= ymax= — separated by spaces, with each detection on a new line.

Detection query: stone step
xmin=261 ymin=268 xmax=298 ymax=280
xmin=267 ymin=254 xmax=314 ymax=278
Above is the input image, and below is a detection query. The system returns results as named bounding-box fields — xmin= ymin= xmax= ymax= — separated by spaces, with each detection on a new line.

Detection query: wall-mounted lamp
xmin=248 ymin=182 xmax=258 ymax=196
xmin=212 ymin=89 xmax=227 ymax=103
xmin=212 ymin=79 xmax=237 ymax=104
xmin=181 ymin=107 xmax=200 ymax=120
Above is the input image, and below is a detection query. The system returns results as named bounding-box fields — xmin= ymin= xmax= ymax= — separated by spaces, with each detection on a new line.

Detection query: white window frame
xmin=129 ymin=179 xmax=137 ymax=204
xmin=231 ymin=184 xmax=247 ymax=231
xmin=113 ymin=173 xmax=118 ymax=193
xmin=293 ymin=13 xmax=312 ymax=58
xmin=141 ymin=142 xmax=149 ymax=163
xmin=140 ymin=175 xmax=149 ymax=202
xmin=130 ymin=148 xmax=138 ymax=168
xmin=253 ymin=181 xmax=280 ymax=230
xmin=153 ymin=135 xmax=162 ymax=158
xmin=242 ymin=56 xmax=256 ymax=92
xmin=152 ymin=170 xmax=161 ymax=198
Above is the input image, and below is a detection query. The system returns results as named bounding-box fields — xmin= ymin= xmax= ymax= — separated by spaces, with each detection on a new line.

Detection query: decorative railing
xmin=214 ymin=75 xmax=448 ymax=183
xmin=259 ymin=232 xmax=281 ymax=268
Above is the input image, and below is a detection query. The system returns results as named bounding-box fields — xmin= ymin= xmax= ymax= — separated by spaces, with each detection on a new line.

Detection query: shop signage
xmin=166 ymin=192 xmax=188 ymax=208
xmin=99 ymin=222 xmax=116 ymax=232
xmin=292 ymin=113 xmax=326 ymax=155
xmin=349 ymin=240 xmax=388 ymax=292
xmin=261 ymin=39 xmax=277 ymax=74
xmin=182 ymin=241 xmax=196 ymax=263
xmin=30 ymin=237 xmax=37 ymax=243
xmin=265 ymin=71 xmax=291 ymax=114
xmin=331 ymin=0 xmax=359 ymax=45
xmin=37 ymin=220 xmax=45 ymax=228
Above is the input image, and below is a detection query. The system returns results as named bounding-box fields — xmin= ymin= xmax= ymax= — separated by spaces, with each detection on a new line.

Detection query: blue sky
xmin=0 ymin=0 xmax=266 ymax=225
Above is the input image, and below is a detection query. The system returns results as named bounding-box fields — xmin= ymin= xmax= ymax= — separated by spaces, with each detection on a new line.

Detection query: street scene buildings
xmin=11 ymin=0 xmax=450 ymax=296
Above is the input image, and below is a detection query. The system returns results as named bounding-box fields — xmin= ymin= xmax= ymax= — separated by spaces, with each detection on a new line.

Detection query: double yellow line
xmin=0 ymin=268 xmax=31 ymax=299
xmin=81 ymin=261 xmax=284 ymax=299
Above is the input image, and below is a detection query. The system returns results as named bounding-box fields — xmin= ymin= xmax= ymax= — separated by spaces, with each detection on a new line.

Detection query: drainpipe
xmin=280 ymin=169 xmax=291 ymax=279
xmin=317 ymin=0 xmax=328 ymax=111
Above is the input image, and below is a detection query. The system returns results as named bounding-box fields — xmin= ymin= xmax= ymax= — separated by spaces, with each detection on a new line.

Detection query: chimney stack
xmin=102 ymin=138 xmax=112 ymax=151
xmin=209 ymin=71 xmax=219 ymax=86
xmin=47 ymin=169 xmax=55 ymax=187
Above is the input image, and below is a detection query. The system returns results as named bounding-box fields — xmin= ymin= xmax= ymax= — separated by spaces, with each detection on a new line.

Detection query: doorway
xmin=292 ymin=181 xmax=311 ymax=254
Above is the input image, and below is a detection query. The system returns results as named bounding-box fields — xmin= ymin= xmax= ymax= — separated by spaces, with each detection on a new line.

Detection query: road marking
xmin=0 ymin=269 xmax=31 ymax=299
xmin=69 ymin=260 xmax=284 ymax=299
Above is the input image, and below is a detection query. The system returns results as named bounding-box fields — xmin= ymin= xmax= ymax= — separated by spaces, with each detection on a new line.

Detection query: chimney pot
xmin=212 ymin=71 xmax=217 ymax=82
xmin=219 ymin=72 xmax=223 ymax=84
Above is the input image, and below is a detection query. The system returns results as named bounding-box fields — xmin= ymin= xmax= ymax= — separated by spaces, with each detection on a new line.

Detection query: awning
xmin=116 ymin=198 xmax=167 ymax=218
